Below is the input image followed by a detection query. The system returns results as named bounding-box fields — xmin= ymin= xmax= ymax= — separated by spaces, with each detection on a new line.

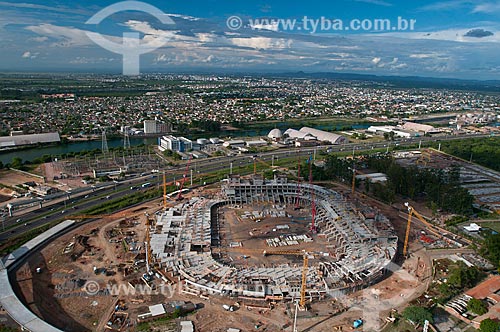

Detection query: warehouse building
xmin=0 ymin=132 xmax=60 ymax=150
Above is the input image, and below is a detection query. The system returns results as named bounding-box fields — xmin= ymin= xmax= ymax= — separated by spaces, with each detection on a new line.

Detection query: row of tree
xmin=302 ymin=154 xmax=474 ymax=215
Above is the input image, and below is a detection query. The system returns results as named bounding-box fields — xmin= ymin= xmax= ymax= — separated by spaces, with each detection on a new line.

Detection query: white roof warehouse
xmin=0 ymin=132 xmax=60 ymax=150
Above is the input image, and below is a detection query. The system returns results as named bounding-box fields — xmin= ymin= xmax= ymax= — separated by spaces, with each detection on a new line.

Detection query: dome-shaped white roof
xmin=268 ymin=128 xmax=283 ymax=139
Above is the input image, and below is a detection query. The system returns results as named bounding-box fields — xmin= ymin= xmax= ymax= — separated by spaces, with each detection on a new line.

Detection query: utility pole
xmin=190 ymin=169 xmax=193 ymax=186
xmin=101 ymin=129 xmax=109 ymax=154
xmin=163 ymin=171 xmax=167 ymax=210
xmin=293 ymin=300 xmax=299 ymax=332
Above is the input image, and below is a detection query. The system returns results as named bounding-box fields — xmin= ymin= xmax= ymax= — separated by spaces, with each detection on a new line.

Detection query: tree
xmin=403 ymin=306 xmax=433 ymax=325
xmin=389 ymin=131 xmax=395 ymax=141
xmin=10 ymin=157 xmax=23 ymax=169
xmin=480 ymin=318 xmax=499 ymax=332
xmin=468 ymin=298 xmax=488 ymax=316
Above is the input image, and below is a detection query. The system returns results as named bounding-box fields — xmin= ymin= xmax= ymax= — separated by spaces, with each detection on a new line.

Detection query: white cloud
xmin=353 ymin=0 xmax=392 ymax=6
xmin=385 ymin=28 xmax=500 ymax=43
xmin=0 ymin=1 xmax=87 ymax=15
xmin=371 ymin=57 xmax=381 ymax=65
xmin=165 ymin=13 xmax=200 ymax=21
xmin=69 ymin=56 xmax=116 ymax=64
xmin=31 ymin=36 xmax=48 ymax=42
xmin=473 ymin=2 xmax=500 ymax=13
xmin=419 ymin=0 xmax=473 ymax=11
xmin=21 ymin=51 xmax=38 ymax=59
xmin=230 ymin=37 xmax=292 ymax=50
xmin=155 ymin=54 xmax=168 ymax=62
xmin=25 ymin=23 xmax=92 ymax=46
xmin=249 ymin=21 xmax=280 ymax=32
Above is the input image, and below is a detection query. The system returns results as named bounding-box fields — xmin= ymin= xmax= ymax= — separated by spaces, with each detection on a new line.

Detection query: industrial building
xmin=401 ymin=121 xmax=438 ymax=134
xmin=158 ymin=135 xmax=193 ymax=152
xmin=267 ymin=128 xmax=283 ymax=140
xmin=143 ymin=120 xmax=172 ymax=134
xmin=0 ymin=132 xmax=60 ymax=150
xmin=284 ymin=127 xmax=347 ymax=145
xmin=299 ymin=127 xmax=348 ymax=144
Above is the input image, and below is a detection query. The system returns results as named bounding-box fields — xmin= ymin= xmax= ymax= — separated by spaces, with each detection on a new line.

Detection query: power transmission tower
xmin=124 ymin=130 xmax=131 ymax=149
xmin=101 ymin=129 xmax=109 ymax=154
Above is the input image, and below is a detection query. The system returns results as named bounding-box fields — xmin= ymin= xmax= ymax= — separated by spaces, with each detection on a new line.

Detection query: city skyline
xmin=1 ymin=0 xmax=500 ymax=78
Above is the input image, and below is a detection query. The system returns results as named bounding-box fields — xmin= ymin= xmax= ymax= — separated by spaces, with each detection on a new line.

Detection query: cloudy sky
xmin=2 ymin=0 xmax=500 ymax=79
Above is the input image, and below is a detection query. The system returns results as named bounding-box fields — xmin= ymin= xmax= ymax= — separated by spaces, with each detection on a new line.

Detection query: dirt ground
xmin=42 ymin=162 xmax=89 ymax=189
xmin=217 ymin=204 xmax=337 ymax=267
xmin=10 ymin=183 xmax=436 ymax=332
xmin=0 ymin=169 xmax=43 ymax=188
xmin=13 ymin=200 xmax=162 ymax=332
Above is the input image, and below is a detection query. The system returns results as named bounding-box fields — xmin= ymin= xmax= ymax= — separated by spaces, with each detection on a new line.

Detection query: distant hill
xmin=270 ymin=71 xmax=500 ymax=92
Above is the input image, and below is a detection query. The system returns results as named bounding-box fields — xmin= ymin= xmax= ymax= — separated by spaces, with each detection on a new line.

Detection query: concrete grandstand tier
xmin=149 ymin=175 xmax=397 ymax=303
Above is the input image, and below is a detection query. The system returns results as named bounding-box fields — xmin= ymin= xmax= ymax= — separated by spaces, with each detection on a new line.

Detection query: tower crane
xmin=308 ymin=157 xmax=317 ymax=233
xmin=403 ymin=202 xmax=442 ymax=256
xmin=223 ymin=248 xmax=312 ymax=310
xmin=264 ymin=249 xmax=310 ymax=310
xmin=145 ymin=212 xmax=153 ymax=273
xmin=294 ymin=157 xmax=302 ymax=210
xmin=177 ymin=155 xmax=192 ymax=200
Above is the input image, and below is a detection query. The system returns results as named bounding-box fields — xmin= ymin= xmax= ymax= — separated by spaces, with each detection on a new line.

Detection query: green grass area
xmin=478 ymin=221 xmax=500 ymax=233
xmin=381 ymin=319 xmax=417 ymax=332
xmin=0 ymin=219 xmax=62 ymax=256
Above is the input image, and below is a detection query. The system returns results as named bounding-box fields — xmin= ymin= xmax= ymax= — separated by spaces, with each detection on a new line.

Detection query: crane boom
xmin=403 ymin=202 xmax=441 ymax=256
xmin=299 ymin=255 xmax=309 ymax=309
xmin=295 ymin=157 xmax=302 ymax=210
xmin=308 ymin=158 xmax=316 ymax=233
xmin=177 ymin=156 xmax=192 ymax=200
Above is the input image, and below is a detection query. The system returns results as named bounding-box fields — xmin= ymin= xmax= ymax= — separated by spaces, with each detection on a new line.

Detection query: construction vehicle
xmin=403 ymin=202 xmax=442 ymax=256
xmin=177 ymin=156 xmax=192 ymax=201
xmin=353 ymin=319 xmax=363 ymax=329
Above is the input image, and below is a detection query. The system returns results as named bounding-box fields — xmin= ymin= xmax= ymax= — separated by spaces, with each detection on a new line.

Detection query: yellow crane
xmin=403 ymin=202 xmax=441 ymax=256
xmin=145 ymin=212 xmax=153 ymax=273
xmin=264 ymin=249 xmax=310 ymax=310
xmin=222 ymin=248 xmax=311 ymax=309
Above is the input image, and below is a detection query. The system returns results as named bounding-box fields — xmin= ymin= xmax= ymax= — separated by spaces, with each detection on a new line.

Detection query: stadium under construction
xmin=149 ymin=174 xmax=398 ymax=304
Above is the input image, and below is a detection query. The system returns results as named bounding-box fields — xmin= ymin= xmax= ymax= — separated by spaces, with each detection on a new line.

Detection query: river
xmin=1 ymin=122 xmax=371 ymax=165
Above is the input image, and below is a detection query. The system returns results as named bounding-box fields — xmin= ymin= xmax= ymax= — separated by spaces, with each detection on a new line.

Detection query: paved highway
xmin=0 ymin=132 xmax=491 ymax=242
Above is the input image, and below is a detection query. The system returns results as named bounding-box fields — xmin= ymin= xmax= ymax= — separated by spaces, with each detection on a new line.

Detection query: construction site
xmin=0 ymin=168 xmax=411 ymax=332
xmin=4 ymin=148 xmax=485 ymax=332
